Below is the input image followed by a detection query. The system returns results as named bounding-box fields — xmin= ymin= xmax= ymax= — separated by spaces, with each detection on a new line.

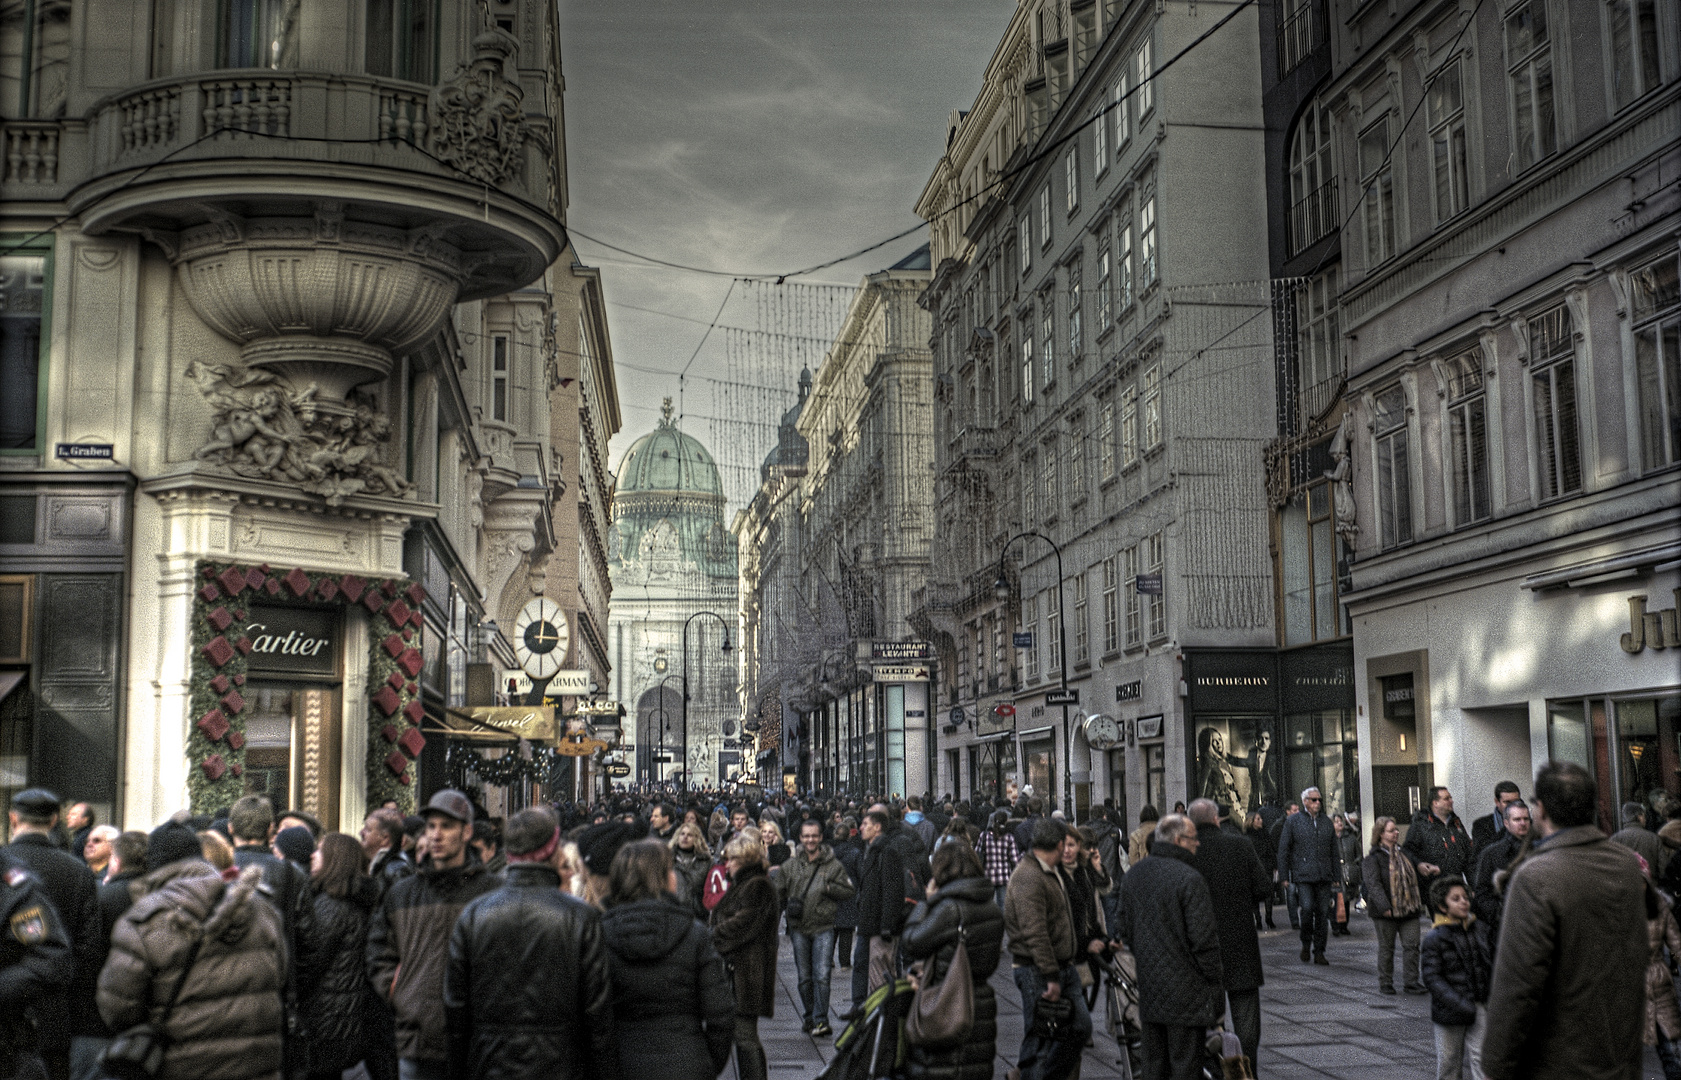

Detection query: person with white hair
xmin=82 ymin=824 xmax=120 ymax=879
xmin=1276 ymin=786 xmax=1340 ymax=965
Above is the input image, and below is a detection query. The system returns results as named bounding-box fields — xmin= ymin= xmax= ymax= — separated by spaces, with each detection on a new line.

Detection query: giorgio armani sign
xmin=243 ymin=606 xmax=340 ymax=677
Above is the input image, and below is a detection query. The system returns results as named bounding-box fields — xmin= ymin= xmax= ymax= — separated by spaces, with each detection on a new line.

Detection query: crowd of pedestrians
xmin=0 ymin=759 xmax=1674 ymax=1080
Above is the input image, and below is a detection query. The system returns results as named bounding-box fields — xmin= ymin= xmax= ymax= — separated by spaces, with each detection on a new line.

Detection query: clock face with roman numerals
xmin=513 ymin=598 xmax=568 ymax=680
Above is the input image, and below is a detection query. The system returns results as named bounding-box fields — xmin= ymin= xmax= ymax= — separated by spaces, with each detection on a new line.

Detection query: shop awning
xmin=0 ymin=672 xmax=23 ymax=707
xmin=429 ymin=708 xmax=526 ymax=743
xmin=1521 ymin=540 xmax=1681 ymax=590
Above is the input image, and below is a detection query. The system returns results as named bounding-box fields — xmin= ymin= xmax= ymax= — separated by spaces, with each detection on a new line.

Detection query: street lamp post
xmin=681 ymin=610 xmax=733 ymax=794
xmin=652 ymin=673 xmax=684 ymax=788
xmin=995 ymin=531 xmax=1073 ymax=817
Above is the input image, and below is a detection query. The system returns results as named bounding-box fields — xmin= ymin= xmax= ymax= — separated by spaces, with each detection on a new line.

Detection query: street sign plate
xmin=949 ymin=707 xmax=966 ymax=726
xmin=1134 ymin=573 xmax=1163 ymax=595
xmin=994 ymin=703 xmax=1016 ymax=717
xmin=605 ymin=762 xmax=631 ymax=777
xmin=872 ymin=664 xmax=930 ymax=682
xmin=653 ymin=754 xmax=673 ymax=763
xmin=871 ymin=641 xmax=933 ymax=661
xmin=1045 ymin=689 xmax=1080 ymax=706
xmin=1012 ymin=632 xmax=1034 ymax=648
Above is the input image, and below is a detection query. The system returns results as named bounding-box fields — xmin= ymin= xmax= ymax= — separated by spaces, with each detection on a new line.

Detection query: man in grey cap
xmin=7 ymin=790 xmax=98 ymax=1080
xmin=367 ymin=791 xmax=501 ymax=1080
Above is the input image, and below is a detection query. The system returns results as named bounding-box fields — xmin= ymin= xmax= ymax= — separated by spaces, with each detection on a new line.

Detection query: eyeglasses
xmin=1305 ymin=797 xmax=1322 ymax=802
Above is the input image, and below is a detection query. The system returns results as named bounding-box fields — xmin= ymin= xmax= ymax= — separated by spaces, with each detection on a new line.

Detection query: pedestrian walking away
xmin=900 ymin=840 xmax=1004 ymax=1080
xmin=1117 ymin=814 xmax=1224 ymax=1080
xmin=444 ymin=806 xmax=614 ymax=1080
xmin=976 ymin=810 xmax=1022 ymax=912
xmin=600 ymin=839 xmax=733 ymax=1080
xmin=853 ymin=809 xmax=911 ymax=1007
xmin=1276 ymin=787 xmax=1338 ymax=965
xmin=0 ymin=843 xmax=72 ymax=1080
xmin=1187 ymin=799 xmax=1269 ymax=1071
xmin=295 ymin=832 xmax=380 ymax=1080
xmin=1481 ymin=762 xmax=1648 ymax=1080
xmin=1363 ymin=816 xmax=1427 ymax=995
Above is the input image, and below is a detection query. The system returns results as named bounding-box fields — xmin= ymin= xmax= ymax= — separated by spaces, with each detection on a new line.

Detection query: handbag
xmin=101 ymin=922 xmax=207 ymax=1080
xmin=1334 ymin=885 xmax=1348 ymax=923
xmin=1029 ymin=994 xmax=1076 ymax=1041
xmin=905 ymin=917 xmax=974 ymax=1049
xmin=785 ymin=864 xmax=821 ymax=926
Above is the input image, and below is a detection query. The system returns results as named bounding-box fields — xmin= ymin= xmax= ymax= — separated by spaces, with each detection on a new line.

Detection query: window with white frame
xmin=1288 ymin=101 xmax=1337 ymax=254
xmin=1142 ymin=362 xmax=1162 ymax=450
xmin=1041 ymin=296 xmax=1056 ymax=387
xmin=1138 ymin=198 xmax=1160 ymax=289
xmin=1444 ymin=347 xmax=1492 ymax=526
xmin=1120 ymin=384 xmax=1139 ymax=468
xmin=1097 ymin=247 xmax=1113 ymax=330
xmin=1608 ymin=0 xmax=1665 ymax=110
xmin=1506 ymin=1 xmax=1557 ymax=171
xmin=1373 ymin=385 xmax=1413 ymax=549
xmin=1428 ymin=58 xmax=1470 ymax=223
xmin=1043 ymin=438 xmax=1059 ymax=514
xmin=1024 ymin=593 xmax=1041 ymax=682
xmin=1047 ymin=587 xmax=1063 ymax=676
xmin=1019 ymin=214 xmax=1033 ymax=273
xmin=1099 ymin=394 xmax=1116 ymax=480
xmin=1065 ymin=146 xmax=1080 ymax=214
xmin=1124 ymin=544 xmax=1142 ymax=647
xmin=1136 ymin=39 xmax=1153 ymax=115
xmin=491 ymin=334 xmax=509 ymax=421
xmin=975 ymin=623 xmax=987 ymax=690
xmin=1094 ymin=106 xmax=1108 ymax=172
xmin=1118 ymin=221 xmax=1134 ymax=308
xmin=1068 ymin=267 xmax=1082 ymax=360
xmin=958 ymin=641 xmax=970 ymax=697
xmin=1145 ymin=531 xmax=1166 ymax=638
xmin=1074 ymin=573 xmax=1089 ymax=664
xmin=1632 ymin=252 xmax=1681 ymax=470
xmin=991 ymin=616 xmax=1004 ymax=681
xmin=1023 ymin=451 xmax=1037 ymax=521
xmin=1530 ymin=304 xmax=1582 ymax=499
xmin=1101 ymin=555 xmax=1119 ymax=654
xmin=1022 ymin=331 xmax=1035 ymax=405
xmin=1296 ymin=269 xmax=1341 ymax=396
xmin=1039 ymin=186 xmax=1052 ymax=249
xmin=1114 ymin=75 xmax=1130 ymax=152
xmin=1068 ymin=411 xmax=1086 ymax=500
xmin=1359 ymin=116 xmax=1396 ymax=266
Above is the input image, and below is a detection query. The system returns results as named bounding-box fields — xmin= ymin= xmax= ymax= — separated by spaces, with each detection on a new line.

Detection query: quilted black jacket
xmin=601 ymin=895 xmax=734 ymax=1080
xmin=295 ymin=876 xmax=379 ymax=1074
xmin=444 ymin=864 xmax=615 ymax=1080
xmin=900 ymin=877 xmax=1004 ymax=1080
xmin=1421 ymin=916 xmax=1495 ymax=1026
xmin=1116 ymin=842 xmax=1224 ymax=1027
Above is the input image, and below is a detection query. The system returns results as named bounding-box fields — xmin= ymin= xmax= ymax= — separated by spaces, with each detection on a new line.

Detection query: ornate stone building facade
xmin=609 ymin=403 xmax=741 ymax=789
xmin=914 ymin=0 xmax=1277 ymax=823
xmin=0 ymin=0 xmax=617 ymax=827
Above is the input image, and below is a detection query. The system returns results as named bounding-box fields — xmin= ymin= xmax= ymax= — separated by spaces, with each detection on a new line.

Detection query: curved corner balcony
xmin=67 ymin=59 xmax=563 ymax=302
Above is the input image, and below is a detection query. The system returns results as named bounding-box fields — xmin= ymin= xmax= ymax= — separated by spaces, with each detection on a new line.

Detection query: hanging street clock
xmin=513 ymin=597 xmax=569 ymax=680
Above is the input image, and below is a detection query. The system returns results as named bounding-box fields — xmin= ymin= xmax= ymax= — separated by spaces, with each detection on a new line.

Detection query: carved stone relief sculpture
xmin=428 ymin=32 xmax=529 ymax=187
xmin=1325 ymin=411 xmax=1359 ymax=540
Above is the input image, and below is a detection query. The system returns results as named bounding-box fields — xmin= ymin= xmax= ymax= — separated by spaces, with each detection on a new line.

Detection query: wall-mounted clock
xmin=1083 ymin=713 xmax=1124 ymax=751
xmin=514 ymin=597 xmax=568 ymax=680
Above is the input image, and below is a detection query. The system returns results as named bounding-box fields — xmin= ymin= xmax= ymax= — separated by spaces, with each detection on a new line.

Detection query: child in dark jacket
xmin=1421 ymin=877 xmax=1495 ymax=1080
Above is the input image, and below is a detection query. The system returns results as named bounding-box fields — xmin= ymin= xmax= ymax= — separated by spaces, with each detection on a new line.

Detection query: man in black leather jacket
xmin=444 ymin=805 xmax=615 ymax=1080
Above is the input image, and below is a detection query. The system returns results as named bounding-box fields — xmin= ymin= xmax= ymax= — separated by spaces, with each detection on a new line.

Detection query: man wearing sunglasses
xmin=1276 ymin=787 xmax=1339 ymax=965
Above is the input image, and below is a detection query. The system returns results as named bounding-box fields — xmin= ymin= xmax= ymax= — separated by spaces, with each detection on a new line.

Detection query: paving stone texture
xmin=751 ymin=909 xmax=1666 ymax=1079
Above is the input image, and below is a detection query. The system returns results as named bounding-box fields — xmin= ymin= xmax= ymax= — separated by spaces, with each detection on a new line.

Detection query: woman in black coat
xmin=830 ymin=819 xmax=864 ymax=968
xmin=603 ymin=839 xmax=735 ymax=1080
xmin=710 ymin=831 xmax=780 ymax=1080
xmin=296 ymin=833 xmax=381 ymax=1080
xmin=1245 ymin=810 xmax=1278 ymax=930
xmin=899 ymin=840 xmax=1005 ymax=1080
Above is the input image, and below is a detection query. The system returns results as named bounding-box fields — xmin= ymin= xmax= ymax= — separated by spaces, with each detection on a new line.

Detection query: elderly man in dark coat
xmin=1118 ymin=814 xmax=1223 ymax=1080
xmin=1187 ymin=799 xmax=1270 ymax=1069
xmin=1482 ymin=762 xmax=1647 ymax=1080
xmin=1276 ymin=786 xmax=1340 ymax=965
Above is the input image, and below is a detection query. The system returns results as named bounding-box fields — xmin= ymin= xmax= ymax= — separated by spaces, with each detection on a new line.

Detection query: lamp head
xmin=993 ymin=574 xmax=1011 ymax=601
xmin=721 ymin=636 xmax=733 ymax=654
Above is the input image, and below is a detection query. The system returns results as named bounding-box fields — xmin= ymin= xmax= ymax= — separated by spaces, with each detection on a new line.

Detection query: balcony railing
xmin=1289 ymin=178 xmax=1339 ymax=254
xmin=3 ymin=121 xmax=62 ymax=186
xmin=1278 ymin=0 xmax=1317 ymax=78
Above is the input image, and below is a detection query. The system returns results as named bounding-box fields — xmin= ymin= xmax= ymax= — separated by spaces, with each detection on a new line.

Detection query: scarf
xmin=1387 ymin=845 xmax=1422 ymax=917
xmin=1432 ymin=912 xmax=1476 ymax=929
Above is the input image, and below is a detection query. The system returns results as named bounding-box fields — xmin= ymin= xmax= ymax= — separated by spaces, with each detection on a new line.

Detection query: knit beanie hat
xmin=147 ymin=816 xmax=202 ymax=869
xmin=274 ymin=825 xmax=315 ymax=866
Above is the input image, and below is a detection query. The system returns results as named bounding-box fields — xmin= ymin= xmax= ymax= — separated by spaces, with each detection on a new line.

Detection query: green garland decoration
xmin=188 ymin=561 xmax=429 ymax=815
xmin=446 ymin=741 xmax=572 ymax=789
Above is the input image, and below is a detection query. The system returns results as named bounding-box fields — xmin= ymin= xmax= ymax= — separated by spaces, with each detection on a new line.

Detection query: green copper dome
xmin=614 ymin=399 xmax=724 ymax=498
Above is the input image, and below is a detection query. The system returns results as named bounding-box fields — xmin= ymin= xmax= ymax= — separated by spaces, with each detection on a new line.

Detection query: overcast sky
xmin=557 ymin=0 xmax=1015 ymax=495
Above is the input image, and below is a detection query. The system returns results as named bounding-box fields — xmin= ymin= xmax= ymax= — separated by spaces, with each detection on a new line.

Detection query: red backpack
xmin=702 ymin=862 xmax=731 ymax=911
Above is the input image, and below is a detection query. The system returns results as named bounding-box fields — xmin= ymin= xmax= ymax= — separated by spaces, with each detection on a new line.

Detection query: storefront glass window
xmin=1022 ymin=736 xmax=1054 ymax=800
xmin=1108 ymin=749 xmax=1128 ymax=825
xmin=1547 ymin=699 xmax=1589 ymax=769
xmin=1616 ymin=695 xmax=1681 ymax=824
xmin=1192 ymin=717 xmax=1279 ymax=814
xmin=1285 ymin=708 xmax=1358 ymax=816
xmin=1145 ymin=743 xmax=1165 ymax=815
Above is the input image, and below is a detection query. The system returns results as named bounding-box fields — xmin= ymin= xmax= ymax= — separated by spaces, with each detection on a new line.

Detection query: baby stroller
xmin=1097 ymin=950 xmax=1254 ymax=1080
xmin=815 ymin=976 xmax=914 ymax=1080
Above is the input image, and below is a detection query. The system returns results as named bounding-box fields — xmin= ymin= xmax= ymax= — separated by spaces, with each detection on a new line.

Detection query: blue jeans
xmin=789 ymin=927 xmax=836 ymax=1026
xmin=851 ymin=931 xmax=871 ymax=1012
xmin=1013 ymin=964 xmax=1092 ymax=1080
xmin=995 ymin=883 xmax=1009 ymax=910
xmin=1295 ymin=880 xmax=1335 ymax=955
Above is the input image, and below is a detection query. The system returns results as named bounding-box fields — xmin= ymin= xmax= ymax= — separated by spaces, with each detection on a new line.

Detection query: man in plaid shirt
xmin=976 ymin=808 xmax=1022 ymax=908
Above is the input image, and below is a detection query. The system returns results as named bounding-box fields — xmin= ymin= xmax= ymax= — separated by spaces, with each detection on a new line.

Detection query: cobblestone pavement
xmin=754 ymin=910 xmax=1666 ymax=1079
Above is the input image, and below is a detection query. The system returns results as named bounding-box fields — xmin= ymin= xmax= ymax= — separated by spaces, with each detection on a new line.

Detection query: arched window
xmin=1288 ymin=102 xmax=1336 ymax=253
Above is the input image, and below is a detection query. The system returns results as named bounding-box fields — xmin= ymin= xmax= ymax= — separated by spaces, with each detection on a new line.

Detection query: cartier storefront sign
xmin=243 ymin=606 xmax=340 ymax=678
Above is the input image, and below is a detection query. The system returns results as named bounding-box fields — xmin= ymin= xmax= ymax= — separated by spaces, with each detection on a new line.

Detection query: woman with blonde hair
xmin=759 ymin=818 xmax=790 ymax=869
xmin=710 ymin=831 xmax=779 ymax=1080
xmin=670 ymin=821 xmax=712 ymax=917
xmin=198 ymin=830 xmax=235 ymax=877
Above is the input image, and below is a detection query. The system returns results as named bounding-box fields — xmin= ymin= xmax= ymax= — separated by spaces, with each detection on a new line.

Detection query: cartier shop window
xmin=241 ymin=605 xmax=345 ymax=829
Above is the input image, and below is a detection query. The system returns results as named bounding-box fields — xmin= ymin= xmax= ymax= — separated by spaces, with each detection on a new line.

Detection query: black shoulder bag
xmin=101 ymin=925 xmax=207 ymax=1080
xmin=784 ymin=863 xmax=821 ymax=926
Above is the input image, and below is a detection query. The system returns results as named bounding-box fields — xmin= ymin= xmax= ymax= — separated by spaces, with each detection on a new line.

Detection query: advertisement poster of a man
xmin=1194 ymin=719 xmax=1280 ymax=814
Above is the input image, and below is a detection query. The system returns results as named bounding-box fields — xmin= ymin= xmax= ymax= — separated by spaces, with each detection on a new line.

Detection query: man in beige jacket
xmin=1004 ymin=818 xmax=1090 ymax=1080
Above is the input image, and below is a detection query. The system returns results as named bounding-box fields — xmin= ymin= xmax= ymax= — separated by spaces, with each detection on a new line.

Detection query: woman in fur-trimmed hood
xmin=98 ymin=817 xmax=287 ymax=1080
